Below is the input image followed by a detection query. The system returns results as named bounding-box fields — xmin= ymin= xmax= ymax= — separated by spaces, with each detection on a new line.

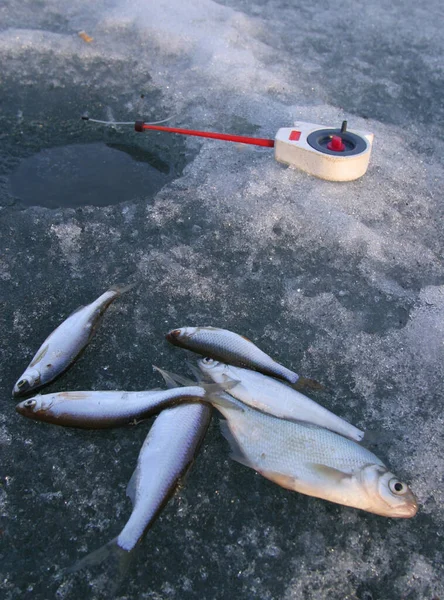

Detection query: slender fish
xmin=15 ymin=386 xmax=208 ymax=428
xmin=68 ymin=403 xmax=212 ymax=582
xmin=12 ymin=284 xmax=134 ymax=398
xmin=166 ymin=326 xmax=300 ymax=384
xmin=205 ymin=391 xmax=417 ymax=518
xmin=198 ymin=358 xmax=364 ymax=442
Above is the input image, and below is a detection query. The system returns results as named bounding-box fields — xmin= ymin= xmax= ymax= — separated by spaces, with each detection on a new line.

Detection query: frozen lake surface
xmin=1 ymin=0 xmax=443 ymax=598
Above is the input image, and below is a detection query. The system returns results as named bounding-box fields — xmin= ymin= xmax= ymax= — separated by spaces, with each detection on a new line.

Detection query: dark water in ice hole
xmin=9 ymin=142 xmax=176 ymax=209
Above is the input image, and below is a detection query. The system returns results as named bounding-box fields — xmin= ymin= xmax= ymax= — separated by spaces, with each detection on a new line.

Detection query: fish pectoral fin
xmin=186 ymin=361 xmax=207 ymax=383
xmin=219 ymin=419 xmax=250 ymax=466
xmin=209 ymin=391 xmax=244 ymax=411
xmin=29 ymin=344 xmax=49 ymax=367
xmin=219 ymin=374 xmax=242 ymax=392
xmin=307 ymin=463 xmax=350 ymax=483
xmin=260 ymin=470 xmax=298 ymax=491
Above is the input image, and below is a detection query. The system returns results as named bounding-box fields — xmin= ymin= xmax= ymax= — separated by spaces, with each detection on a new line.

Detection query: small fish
xmin=166 ymin=326 xmax=300 ymax=384
xmin=67 ymin=403 xmax=211 ymax=588
xmin=12 ymin=284 xmax=134 ymax=398
xmin=197 ymin=358 xmax=364 ymax=442
xmin=208 ymin=391 xmax=418 ymax=518
xmin=155 ymin=368 xmax=418 ymax=518
xmin=15 ymin=386 xmax=208 ymax=429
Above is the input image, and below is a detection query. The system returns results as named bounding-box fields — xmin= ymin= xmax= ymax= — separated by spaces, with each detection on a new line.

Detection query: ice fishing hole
xmin=9 ymin=142 xmax=178 ymax=209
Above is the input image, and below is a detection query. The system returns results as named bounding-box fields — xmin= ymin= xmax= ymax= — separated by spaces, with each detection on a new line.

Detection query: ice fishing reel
xmin=84 ymin=115 xmax=374 ymax=182
xmin=274 ymin=120 xmax=374 ymax=182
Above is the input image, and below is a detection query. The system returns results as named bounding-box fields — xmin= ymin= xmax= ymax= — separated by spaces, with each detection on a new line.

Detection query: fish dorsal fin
xmin=30 ymin=345 xmax=49 ymax=367
xmin=240 ymin=334 xmax=253 ymax=343
xmin=126 ymin=468 xmax=138 ymax=505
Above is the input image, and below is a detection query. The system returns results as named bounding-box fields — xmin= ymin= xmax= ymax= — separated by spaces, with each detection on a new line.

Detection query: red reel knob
xmin=327 ymin=135 xmax=345 ymax=152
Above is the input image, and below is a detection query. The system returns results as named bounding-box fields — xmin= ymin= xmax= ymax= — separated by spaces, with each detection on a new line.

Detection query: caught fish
xmin=166 ymin=326 xmax=300 ymax=384
xmin=197 ymin=358 xmax=364 ymax=442
xmin=155 ymin=368 xmax=417 ymax=518
xmin=15 ymin=386 xmax=208 ymax=429
xmin=210 ymin=392 xmax=417 ymax=518
xmin=12 ymin=284 xmax=134 ymax=398
xmin=67 ymin=403 xmax=211 ymax=585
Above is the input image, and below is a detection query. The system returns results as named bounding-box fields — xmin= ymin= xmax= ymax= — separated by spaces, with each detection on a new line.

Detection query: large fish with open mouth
xmin=12 ymin=284 xmax=134 ymax=398
xmin=166 ymin=326 xmax=301 ymax=384
xmin=15 ymin=386 xmax=208 ymax=428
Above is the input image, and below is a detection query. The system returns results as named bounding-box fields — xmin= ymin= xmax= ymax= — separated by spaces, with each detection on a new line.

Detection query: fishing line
xmin=81 ymin=115 xmax=175 ymax=126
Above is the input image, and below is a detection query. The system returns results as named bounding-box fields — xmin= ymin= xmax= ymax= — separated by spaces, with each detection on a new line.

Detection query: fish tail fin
xmin=360 ymin=428 xmax=390 ymax=447
xmin=108 ymin=282 xmax=138 ymax=296
xmin=153 ymin=365 xmax=195 ymax=388
xmin=64 ymin=537 xmax=135 ymax=594
xmin=153 ymin=365 xmax=240 ymax=400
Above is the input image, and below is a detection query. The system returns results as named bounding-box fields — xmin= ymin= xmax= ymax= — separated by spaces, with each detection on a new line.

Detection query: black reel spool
xmin=307 ymin=121 xmax=367 ymax=156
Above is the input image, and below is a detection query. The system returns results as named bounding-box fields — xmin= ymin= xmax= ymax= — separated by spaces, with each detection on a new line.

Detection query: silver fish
xmin=198 ymin=358 xmax=364 ymax=442
xmin=12 ymin=284 xmax=134 ymax=398
xmin=206 ymin=391 xmax=417 ymax=518
xmin=15 ymin=386 xmax=208 ymax=429
xmin=68 ymin=403 xmax=211 ymax=581
xmin=166 ymin=326 xmax=300 ymax=384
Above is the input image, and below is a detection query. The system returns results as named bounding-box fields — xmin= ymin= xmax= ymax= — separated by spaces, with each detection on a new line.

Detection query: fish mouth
xmin=166 ymin=329 xmax=181 ymax=343
xmin=12 ymin=381 xmax=30 ymax=398
xmin=390 ymin=499 xmax=419 ymax=518
xmin=15 ymin=400 xmax=32 ymax=415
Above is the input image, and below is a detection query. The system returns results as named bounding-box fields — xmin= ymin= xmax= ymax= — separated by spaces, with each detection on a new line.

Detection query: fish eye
xmin=170 ymin=329 xmax=181 ymax=338
xmin=389 ymin=478 xmax=408 ymax=495
xmin=17 ymin=379 xmax=29 ymax=389
xmin=202 ymin=357 xmax=215 ymax=365
xmin=23 ymin=399 xmax=37 ymax=409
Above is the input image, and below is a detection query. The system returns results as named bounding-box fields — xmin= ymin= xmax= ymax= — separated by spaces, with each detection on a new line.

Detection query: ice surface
xmin=1 ymin=0 xmax=444 ymax=599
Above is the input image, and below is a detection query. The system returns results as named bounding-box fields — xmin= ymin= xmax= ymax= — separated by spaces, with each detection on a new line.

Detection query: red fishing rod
xmin=134 ymin=120 xmax=275 ymax=147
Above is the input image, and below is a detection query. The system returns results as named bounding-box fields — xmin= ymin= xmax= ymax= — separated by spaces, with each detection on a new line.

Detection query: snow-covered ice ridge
xmin=1 ymin=0 xmax=443 ymax=599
